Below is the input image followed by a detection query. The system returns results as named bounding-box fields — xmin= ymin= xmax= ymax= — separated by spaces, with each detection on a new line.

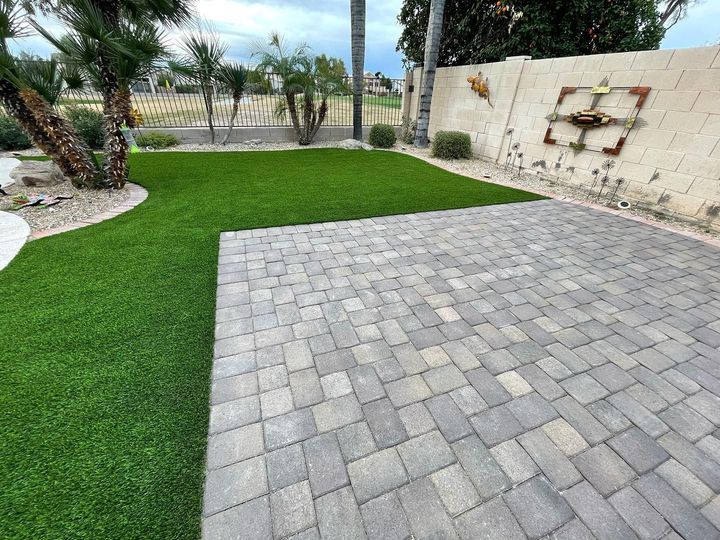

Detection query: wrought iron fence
xmin=56 ymin=74 xmax=404 ymax=128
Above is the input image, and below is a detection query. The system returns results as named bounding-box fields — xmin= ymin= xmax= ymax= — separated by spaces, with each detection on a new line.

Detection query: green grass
xmin=0 ymin=149 xmax=543 ymax=539
xmin=340 ymin=94 xmax=403 ymax=109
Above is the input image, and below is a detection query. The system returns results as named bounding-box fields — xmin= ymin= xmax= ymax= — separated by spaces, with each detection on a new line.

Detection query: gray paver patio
xmin=203 ymin=200 xmax=720 ymax=540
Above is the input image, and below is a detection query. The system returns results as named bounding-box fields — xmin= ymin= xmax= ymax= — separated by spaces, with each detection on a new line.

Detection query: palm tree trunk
xmin=285 ymin=92 xmax=304 ymax=142
xmin=203 ymin=83 xmax=215 ymax=144
xmin=309 ymin=99 xmax=329 ymax=141
xmin=103 ymin=88 xmax=130 ymax=189
xmin=350 ymin=0 xmax=366 ymax=141
xmin=414 ymin=0 xmax=446 ymax=148
xmin=14 ymin=86 xmax=100 ymax=188
xmin=299 ymin=94 xmax=314 ymax=145
xmin=221 ymin=93 xmax=240 ymax=145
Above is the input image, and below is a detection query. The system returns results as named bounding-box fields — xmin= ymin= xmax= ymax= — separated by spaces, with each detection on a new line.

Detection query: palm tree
xmin=254 ymin=33 xmax=341 ymax=145
xmin=215 ymin=61 xmax=251 ymax=145
xmin=0 ymin=0 xmax=99 ymax=187
xmin=170 ymin=31 xmax=228 ymax=144
xmin=414 ymin=0 xmax=446 ymax=148
xmin=350 ymin=0 xmax=365 ymax=141
xmin=32 ymin=0 xmax=192 ymax=188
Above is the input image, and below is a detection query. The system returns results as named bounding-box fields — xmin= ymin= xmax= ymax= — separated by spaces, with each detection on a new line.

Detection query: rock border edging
xmin=29 ymin=182 xmax=148 ymax=240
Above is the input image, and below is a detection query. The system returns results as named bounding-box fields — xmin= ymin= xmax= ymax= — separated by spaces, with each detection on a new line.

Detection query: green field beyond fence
xmin=58 ymin=75 xmax=405 ymax=128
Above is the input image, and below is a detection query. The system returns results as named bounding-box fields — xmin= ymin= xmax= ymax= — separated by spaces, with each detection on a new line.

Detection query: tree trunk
xmin=299 ymin=94 xmax=314 ymax=145
xmin=414 ymin=0 xmax=446 ymax=148
xmin=9 ymin=85 xmax=99 ymax=188
xmin=103 ymin=88 xmax=130 ymax=189
xmin=309 ymin=99 xmax=329 ymax=141
xmin=350 ymin=0 xmax=366 ymax=141
xmin=202 ymin=83 xmax=215 ymax=144
xmin=285 ymin=92 xmax=304 ymax=141
xmin=221 ymin=93 xmax=241 ymax=145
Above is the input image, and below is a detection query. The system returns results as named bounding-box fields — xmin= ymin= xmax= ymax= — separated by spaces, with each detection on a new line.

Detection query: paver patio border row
xmin=393 ymin=149 xmax=720 ymax=250
xmin=29 ymin=182 xmax=148 ymax=240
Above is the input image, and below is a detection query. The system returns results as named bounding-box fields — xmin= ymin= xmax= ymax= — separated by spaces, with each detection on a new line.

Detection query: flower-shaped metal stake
xmin=516 ymin=152 xmax=525 ymax=178
xmin=609 ymin=177 xmax=625 ymax=205
xmin=504 ymin=128 xmax=515 ymax=170
xmin=589 ymin=168 xmax=601 ymax=195
xmin=595 ymin=176 xmax=609 ymax=202
xmin=510 ymin=142 xmax=521 ymax=170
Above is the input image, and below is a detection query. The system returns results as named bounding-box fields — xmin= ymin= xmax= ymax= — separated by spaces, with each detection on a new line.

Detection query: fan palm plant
xmin=169 ymin=31 xmax=228 ymax=144
xmin=0 ymin=0 xmax=99 ymax=187
xmin=34 ymin=0 xmax=177 ymax=188
xmin=254 ymin=33 xmax=341 ymax=145
xmin=215 ymin=61 xmax=250 ymax=145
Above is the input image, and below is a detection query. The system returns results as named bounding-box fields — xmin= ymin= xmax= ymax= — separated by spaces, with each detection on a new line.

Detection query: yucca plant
xmin=254 ymin=33 xmax=342 ymax=145
xmin=0 ymin=0 xmax=99 ymax=187
xmin=215 ymin=61 xmax=250 ymax=145
xmin=170 ymin=31 xmax=227 ymax=144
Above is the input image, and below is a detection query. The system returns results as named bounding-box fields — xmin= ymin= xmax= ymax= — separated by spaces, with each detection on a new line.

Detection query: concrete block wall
xmin=405 ymin=46 xmax=720 ymax=230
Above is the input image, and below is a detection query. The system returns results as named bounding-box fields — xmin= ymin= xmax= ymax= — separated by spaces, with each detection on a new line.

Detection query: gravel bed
xmin=0 ymin=181 xmax=131 ymax=232
xmin=395 ymin=144 xmax=720 ymax=241
xmin=148 ymin=140 xmax=340 ymax=153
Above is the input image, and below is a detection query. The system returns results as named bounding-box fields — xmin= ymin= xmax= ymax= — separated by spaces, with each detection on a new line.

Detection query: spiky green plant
xmin=169 ymin=30 xmax=228 ymax=144
xmin=215 ymin=61 xmax=250 ymax=144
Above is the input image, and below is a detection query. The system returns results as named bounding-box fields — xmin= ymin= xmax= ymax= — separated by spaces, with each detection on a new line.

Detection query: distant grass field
xmin=59 ymin=92 xmax=403 ymax=128
xmin=0 ymin=149 xmax=544 ymax=538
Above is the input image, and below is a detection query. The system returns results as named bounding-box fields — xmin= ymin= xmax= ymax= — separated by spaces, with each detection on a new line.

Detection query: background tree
xmin=414 ymin=0 xmax=445 ymax=148
xmin=315 ymin=54 xmax=347 ymax=78
xmin=397 ymin=0 xmax=692 ymax=67
xmin=350 ymin=0 xmax=365 ymax=140
xmin=170 ymin=31 xmax=228 ymax=144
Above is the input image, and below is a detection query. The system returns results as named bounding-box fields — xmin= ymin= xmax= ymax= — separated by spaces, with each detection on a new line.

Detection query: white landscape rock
xmin=9 ymin=161 xmax=67 ymax=187
xmin=0 ymin=157 xmax=21 ymax=188
xmin=336 ymin=138 xmax=373 ymax=151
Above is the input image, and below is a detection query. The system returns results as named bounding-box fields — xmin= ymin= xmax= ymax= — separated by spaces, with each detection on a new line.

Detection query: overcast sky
xmin=13 ymin=0 xmax=720 ymax=79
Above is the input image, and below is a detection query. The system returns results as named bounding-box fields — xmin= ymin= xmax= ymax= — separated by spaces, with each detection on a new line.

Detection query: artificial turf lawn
xmin=0 ymin=149 xmax=544 ymax=538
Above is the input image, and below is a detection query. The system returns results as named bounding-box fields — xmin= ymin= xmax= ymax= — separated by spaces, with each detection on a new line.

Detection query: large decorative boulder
xmin=337 ymin=138 xmax=373 ymax=151
xmin=9 ymin=161 xmax=67 ymax=187
xmin=0 ymin=157 xmax=21 ymax=188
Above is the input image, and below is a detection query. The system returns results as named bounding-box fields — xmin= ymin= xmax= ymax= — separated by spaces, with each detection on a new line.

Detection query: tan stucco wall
xmin=405 ymin=46 xmax=720 ymax=229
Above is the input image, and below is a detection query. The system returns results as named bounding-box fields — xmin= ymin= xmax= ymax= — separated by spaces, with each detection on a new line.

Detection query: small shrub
xmin=400 ymin=116 xmax=416 ymax=144
xmin=136 ymin=132 xmax=180 ymax=149
xmin=65 ymin=106 xmax=104 ymax=149
xmin=431 ymin=131 xmax=472 ymax=159
xmin=0 ymin=115 xmax=32 ymax=150
xmin=368 ymin=123 xmax=396 ymax=148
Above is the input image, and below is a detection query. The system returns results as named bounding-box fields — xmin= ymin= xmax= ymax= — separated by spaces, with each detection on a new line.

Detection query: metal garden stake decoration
xmin=504 ymin=128 xmax=514 ymax=171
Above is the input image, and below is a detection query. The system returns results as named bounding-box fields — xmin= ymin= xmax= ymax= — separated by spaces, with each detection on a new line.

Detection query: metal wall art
xmin=467 ymin=72 xmax=493 ymax=107
xmin=543 ymin=77 xmax=650 ymax=155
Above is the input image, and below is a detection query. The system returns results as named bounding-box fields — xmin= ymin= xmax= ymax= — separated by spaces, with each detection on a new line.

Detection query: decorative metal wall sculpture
xmin=467 ymin=72 xmax=493 ymax=107
xmin=543 ymin=77 xmax=650 ymax=155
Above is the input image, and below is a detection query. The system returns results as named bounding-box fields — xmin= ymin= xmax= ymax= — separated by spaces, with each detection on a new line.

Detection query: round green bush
xmin=368 ymin=123 xmax=396 ymax=148
xmin=64 ymin=106 xmax=104 ymax=149
xmin=0 ymin=115 xmax=32 ymax=151
xmin=431 ymin=130 xmax=472 ymax=159
xmin=136 ymin=132 xmax=180 ymax=149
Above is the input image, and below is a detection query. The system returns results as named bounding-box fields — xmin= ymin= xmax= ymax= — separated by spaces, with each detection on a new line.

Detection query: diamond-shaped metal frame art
xmin=543 ymin=78 xmax=650 ymax=155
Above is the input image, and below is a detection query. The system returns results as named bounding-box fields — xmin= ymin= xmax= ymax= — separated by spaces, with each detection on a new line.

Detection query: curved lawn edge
xmin=30 ymin=182 xmax=149 ymax=240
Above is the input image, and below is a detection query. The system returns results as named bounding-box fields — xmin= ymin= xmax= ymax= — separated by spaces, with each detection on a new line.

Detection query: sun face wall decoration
xmin=543 ymin=78 xmax=650 ymax=155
